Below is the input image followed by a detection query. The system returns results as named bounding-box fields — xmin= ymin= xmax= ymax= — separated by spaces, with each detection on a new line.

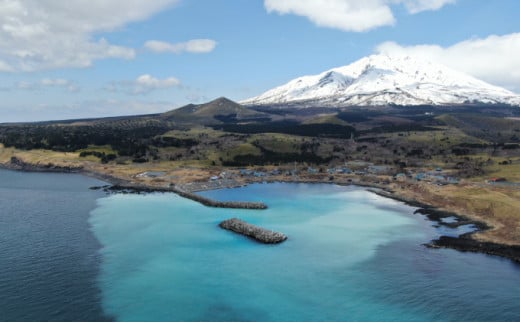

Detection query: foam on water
xmin=89 ymin=183 xmax=520 ymax=321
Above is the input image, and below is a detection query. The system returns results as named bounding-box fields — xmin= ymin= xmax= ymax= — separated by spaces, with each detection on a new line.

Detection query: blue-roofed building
xmin=415 ymin=173 xmax=426 ymax=181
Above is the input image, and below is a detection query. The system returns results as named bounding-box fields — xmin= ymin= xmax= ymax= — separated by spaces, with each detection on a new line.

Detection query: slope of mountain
xmin=242 ymin=55 xmax=520 ymax=107
xmin=162 ymin=97 xmax=269 ymax=124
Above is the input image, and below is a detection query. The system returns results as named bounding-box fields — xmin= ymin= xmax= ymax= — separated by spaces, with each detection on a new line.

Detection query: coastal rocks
xmin=414 ymin=208 xmax=489 ymax=230
xmin=219 ymin=218 xmax=287 ymax=244
xmin=429 ymin=234 xmax=520 ymax=263
xmin=368 ymin=188 xmax=520 ymax=264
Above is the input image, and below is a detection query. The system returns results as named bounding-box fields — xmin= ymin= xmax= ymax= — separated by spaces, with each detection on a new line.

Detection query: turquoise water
xmin=90 ymin=183 xmax=520 ymax=321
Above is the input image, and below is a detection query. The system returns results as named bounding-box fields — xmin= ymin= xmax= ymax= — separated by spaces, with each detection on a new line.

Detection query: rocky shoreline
xmin=428 ymin=234 xmax=520 ymax=263
xmin=219 ymin=218 xmax=287 ymax=244
xmin=369 ymin=188 xmax=520 ymax=264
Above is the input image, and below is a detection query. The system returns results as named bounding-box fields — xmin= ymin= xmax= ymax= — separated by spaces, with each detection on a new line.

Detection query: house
xmin=270 ymin=169 xmax=281 ymax=176
xmin=393 ymin=173 xmax=406 ymax=181
xmin=307 ymin=167 xmax=319 ymax=174
xmin=489 ymin=177 xmax=507 ymax=183
xmin=339 ymin=167 xmax=352 ymax=174
xmin=253 ymin=171 xmax=266 ymax=177
xmin=240 ymin=169 xmax=253 ymax=176
xmin=415 ymin=173 xmax=426 ymax=181
xmin=446 ymin=177 xmax=459 ymax=184
xmin=367 ymin=165 xmax=391 ymax=174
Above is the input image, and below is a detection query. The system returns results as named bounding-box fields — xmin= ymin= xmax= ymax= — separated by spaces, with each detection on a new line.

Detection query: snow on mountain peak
xmin=241 ymin=54 xmax=520 ymax=107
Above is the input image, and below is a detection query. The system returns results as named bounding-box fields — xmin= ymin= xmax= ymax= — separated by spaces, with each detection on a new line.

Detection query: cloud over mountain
xmin=376 ymin=33 xmax=520 ymax=92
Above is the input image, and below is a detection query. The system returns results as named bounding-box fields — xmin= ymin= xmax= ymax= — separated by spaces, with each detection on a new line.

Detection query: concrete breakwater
xmin=219 ymin=218 xmax=287 ymax=244
xmin=174 ymin=188 xmax=267 ymax=210
xmin=106 ymin=184 xmax=268 ymax=210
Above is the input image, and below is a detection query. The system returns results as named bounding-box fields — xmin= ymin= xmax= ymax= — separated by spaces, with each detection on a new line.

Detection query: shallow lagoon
xmin=90 ymin=182 xmax=520 ymax=321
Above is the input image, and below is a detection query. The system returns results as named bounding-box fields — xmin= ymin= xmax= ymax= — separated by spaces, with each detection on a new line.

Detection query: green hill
xmin=162 ymin=97 xmax=269 ymax=124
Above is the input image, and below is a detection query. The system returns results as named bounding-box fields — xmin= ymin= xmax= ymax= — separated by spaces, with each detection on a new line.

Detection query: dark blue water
xmin=0 ymin=169 xmax=111 ymax=321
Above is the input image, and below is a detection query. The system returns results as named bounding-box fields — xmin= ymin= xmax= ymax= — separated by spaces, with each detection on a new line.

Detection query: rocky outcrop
xmin=219 ymin=218 xmax=287 ymax=244
xmin=429 ymin=234 xmax=520 ymax=263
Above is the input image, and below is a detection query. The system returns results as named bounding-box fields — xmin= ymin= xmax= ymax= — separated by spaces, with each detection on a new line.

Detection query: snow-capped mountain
xmin=241 ymin=54 xmax=520 ymax=107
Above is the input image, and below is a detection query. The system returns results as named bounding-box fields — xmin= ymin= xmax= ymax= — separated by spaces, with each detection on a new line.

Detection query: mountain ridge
xmin=241 ymin=54 xmax=520 ymax=107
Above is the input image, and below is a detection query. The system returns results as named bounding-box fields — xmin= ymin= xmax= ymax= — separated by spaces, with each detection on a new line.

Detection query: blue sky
xmin=1 ymin=0 xmax=519 ymax=122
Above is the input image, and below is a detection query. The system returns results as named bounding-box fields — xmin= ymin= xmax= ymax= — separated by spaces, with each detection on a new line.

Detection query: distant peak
xmin=213 ymin=96 xmax=232 ymax=102
xmin=241 ymin=54 xmax=520 ymax=107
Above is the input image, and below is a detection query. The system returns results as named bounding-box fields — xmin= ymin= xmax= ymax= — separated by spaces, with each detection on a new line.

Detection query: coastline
xmin=368 ymin=188 xmax=520 ymax=263
xmin=1 ymin=158 xmax=520 ymax=264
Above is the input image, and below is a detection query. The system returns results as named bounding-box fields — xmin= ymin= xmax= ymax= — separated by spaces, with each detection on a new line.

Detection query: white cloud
xmin=16 ymin=81 xmax=35 ymax=91
xmin=264 ymin=0 xmax=395 ymax=32
xmin=106 ymin=74 xmax=181 ymax=95
xmin=14 ymin=78 xmax=79 ymax=92
xmin=40 ymin=78 xmax=69 ymax=86
xmin=40 ymin=78 xmax=80 ymax=92
xmin=399 ymin=0 xmax=456 ymax=14
xmin=0 ymin=60 xmax=13 ymax=72
xmin=79 ymin=99 xmax=175 ymax=117
xmin=0 ymin=100 xmax=176 ymax=123
xmin=376 ymin=33 xmax=520 ymax=92
xmin=0 ymin=0 xmax=177 ymax=71
xmin=263 ymin=0 xmax=455 ymax=32
xmin=144 ymin=39 xmax=217 ymax=54
xmin=135 ymin=74 xmax=181 ymax=90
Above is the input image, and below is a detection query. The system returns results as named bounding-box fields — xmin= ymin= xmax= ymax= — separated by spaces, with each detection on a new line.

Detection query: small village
xmin=133 ymin=161 xmax=471 ymax=193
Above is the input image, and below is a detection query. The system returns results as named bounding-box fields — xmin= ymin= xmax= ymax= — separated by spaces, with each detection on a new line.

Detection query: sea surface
xmin=0 ymin=168 xmax=110 ymax=321
xmin=1 ymin=170 xmax=520 ymax=321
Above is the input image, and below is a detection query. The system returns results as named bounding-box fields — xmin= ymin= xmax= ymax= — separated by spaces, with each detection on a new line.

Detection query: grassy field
xmin=390 ymin=180 xmax=520 ymax=246
xmin=476 ymin=159 xmax=520 ymax=182
xmin=446 ymin=185 xmax=520 ymax=244
xmin=0 ymin=143 xmax=83 ymax=166
xmin=249 ymin=133 xmax=303 ymax=154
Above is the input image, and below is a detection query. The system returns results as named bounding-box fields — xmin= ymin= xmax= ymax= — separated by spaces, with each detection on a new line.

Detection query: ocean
xmin=0 ymin=169 xmax=110 ymax=321
xmin=1 ymin=169 xmax=520 ymax=321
